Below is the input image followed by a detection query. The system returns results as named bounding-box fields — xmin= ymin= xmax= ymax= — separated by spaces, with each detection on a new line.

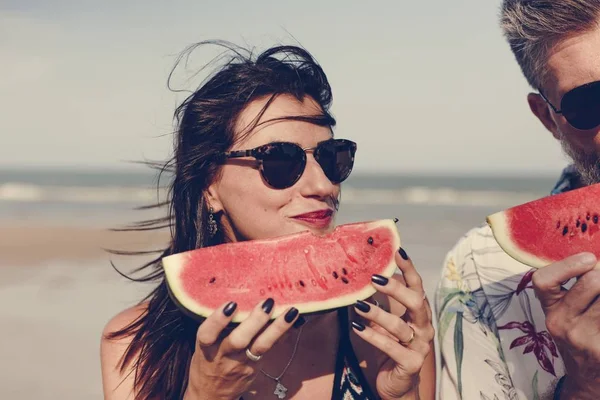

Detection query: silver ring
xmin=245 ymin=348 xmax=262 ymax=362
xmin=400 ymin=325 xmax=415 ymax=345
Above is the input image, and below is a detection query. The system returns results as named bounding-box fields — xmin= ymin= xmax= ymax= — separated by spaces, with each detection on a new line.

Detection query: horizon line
xmin=0 ymin=164 xmax=565 ymax=178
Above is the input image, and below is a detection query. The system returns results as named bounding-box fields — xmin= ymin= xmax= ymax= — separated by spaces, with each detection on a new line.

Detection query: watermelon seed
xmin=341 ymin=277 xmax=349 ymax=284
xmin=562 ymin=226 xmax=569 ymax=236
xmin=209 ymin=277 xmax=216 ymax=284
xmin=332 ymin=271 xmax=339 ymax=279
xmin=576 ymin=219 xmax=581 ymax=228
xmin=342 ymin=268 xmax=348 ymax=275
xmin=594 ymin=215 xmax=599 ymax=224
xmin=311 ymin=279 xmax=317 ymax=286
xmin=299 ymin=280 xmax=305 ymax=287
xmin=556 ymin=221 xmax=560 ymax=229
xmin=367 ymin=237 xmax=374 ymax=245
xmin=582 ymin=223 xmax=588 ymax=233
xmin=587 ymin=213 xmax=591 ymax=221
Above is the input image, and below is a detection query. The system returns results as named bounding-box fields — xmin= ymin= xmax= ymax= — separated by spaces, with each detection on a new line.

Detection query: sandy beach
xmin=0 ymin=222 xmax=170 ymax=267
xmin=0 ymin=219 xmax=169 ymax=400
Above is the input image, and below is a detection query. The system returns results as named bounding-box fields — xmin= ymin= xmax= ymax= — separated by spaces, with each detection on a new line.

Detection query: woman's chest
xmin=242 ymin=344 xmax=339 ymax=399
xmin=244 ymin=372 xmax=337 ymax=399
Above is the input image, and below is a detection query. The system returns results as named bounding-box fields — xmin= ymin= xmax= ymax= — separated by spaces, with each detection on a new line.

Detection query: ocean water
xmin=0 ymin=167 xmax=559 ymax=223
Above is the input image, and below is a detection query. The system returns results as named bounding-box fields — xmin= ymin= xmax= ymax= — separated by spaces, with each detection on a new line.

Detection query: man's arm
xmin=435 ymin=229 xmax=513 ymax=400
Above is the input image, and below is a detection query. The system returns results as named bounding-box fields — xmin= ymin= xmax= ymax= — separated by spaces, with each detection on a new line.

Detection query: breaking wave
xmin=0 ymin=182 xmax=547 ymax=208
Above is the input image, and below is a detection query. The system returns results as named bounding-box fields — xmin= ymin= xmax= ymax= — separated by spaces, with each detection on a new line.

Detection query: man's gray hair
xmin=500 ymin=0 xmax=600 ymax=90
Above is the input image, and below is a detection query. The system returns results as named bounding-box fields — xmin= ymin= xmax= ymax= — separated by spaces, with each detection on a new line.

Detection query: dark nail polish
xmin=354 ymin=300 xmax=371 ymax=313
xmin=262 ymin=298 xmax=275 ymax=313
xmin=371 ymin=274 xmax=389 ymax=286
xmin=284 ymin=307 xmax=299 ymax=323
xmin=399 ymin=247 xmax=409 ymax=260
xmin=352 ymin=321 xmax=365 ymax=332
xmin=293 ymin=316 xmax=306 ymax=329
xmin=223 ymin=301 xmax=237 ymax=317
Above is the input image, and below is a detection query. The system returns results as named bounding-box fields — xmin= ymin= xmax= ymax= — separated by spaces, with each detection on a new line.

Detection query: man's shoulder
xmin=445 ymin=224 xmax=500 ymax=261
xmin=442 ymin=222 xmax=530 ymax=278
xmin=452 ymin=223 xmax=493 ymax=247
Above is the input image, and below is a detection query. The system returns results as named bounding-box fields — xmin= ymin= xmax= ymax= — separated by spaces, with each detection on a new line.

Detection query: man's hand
xmin=531 ymin=252 xmax=600 ymax=400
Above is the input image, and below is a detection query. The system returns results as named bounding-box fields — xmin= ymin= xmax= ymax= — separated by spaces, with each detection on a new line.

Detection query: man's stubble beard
xmin=558 ymin=129 xmax=600 ymax=185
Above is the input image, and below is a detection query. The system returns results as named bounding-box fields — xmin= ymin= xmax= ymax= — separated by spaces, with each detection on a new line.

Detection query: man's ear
xmin=527 ymin=92 xmax=560 ymax=140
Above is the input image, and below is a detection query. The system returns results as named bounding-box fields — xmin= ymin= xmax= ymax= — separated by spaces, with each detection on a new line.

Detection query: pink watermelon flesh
xmin=162 ymin=219 xmax=400 ymax=322
xmin=487 ymin=183 xmax=600 ymax=268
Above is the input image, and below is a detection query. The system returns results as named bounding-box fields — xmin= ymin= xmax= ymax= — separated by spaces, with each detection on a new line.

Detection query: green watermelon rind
xmin=162 ymin=219 xmax=401 ymax=323
xmin=487 ymin=210 xmax=553 ymax=268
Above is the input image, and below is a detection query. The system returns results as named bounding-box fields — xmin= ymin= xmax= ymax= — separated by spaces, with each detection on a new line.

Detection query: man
xmin=435 ymin=1 xmax=600 ymax=399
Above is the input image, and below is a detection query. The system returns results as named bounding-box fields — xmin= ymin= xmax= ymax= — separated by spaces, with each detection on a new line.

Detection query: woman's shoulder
xmin=100 ymin=302 xmax=149 ymax=399
xmin=102 ymin=302 xmax=149 ymax=342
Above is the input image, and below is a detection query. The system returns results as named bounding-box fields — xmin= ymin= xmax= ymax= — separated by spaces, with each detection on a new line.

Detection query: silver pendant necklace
xmin=260 ymin=324 xmax=305 ymax=399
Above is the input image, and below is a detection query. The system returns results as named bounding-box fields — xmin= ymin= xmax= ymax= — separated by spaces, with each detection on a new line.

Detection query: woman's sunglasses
xmin=218 ymin=138 xmax=357 ymax=189
xmin=539 ymin=80 xmax=600 ymax=130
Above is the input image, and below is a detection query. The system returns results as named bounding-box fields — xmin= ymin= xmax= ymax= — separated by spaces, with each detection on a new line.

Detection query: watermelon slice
xmin=487 ymin=183 xmax=600 ymax=268
xmin=162 ymin=219 xmax=400 ymax=322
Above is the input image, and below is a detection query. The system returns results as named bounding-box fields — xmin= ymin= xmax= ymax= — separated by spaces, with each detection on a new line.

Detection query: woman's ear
xmin=205 ymin=182 xmax=223 ymax=213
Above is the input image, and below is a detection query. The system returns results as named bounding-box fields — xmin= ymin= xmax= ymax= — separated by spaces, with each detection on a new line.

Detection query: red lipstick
xmin=291 ymin=209 xmax=334 ymax=229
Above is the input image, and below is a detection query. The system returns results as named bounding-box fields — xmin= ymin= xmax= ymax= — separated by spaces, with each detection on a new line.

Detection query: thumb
xmin=531 ymin=252 xmax=597 ymax=309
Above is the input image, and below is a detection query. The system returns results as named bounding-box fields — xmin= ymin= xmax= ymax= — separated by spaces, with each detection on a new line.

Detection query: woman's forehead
xmin=232 ymin=94 xmax=330 ymax=148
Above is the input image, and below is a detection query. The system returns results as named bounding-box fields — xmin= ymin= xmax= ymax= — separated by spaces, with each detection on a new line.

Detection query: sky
xmin=0 ymin=0 xmax=571 ymax=175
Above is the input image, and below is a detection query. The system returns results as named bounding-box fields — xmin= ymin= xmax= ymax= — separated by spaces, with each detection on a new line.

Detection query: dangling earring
xmin=208 ymin=206 xmax=218 ymax=238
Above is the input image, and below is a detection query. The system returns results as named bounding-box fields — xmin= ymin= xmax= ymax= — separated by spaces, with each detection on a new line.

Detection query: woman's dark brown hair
xmin=106 ymin=40 xmax=336 ymax=399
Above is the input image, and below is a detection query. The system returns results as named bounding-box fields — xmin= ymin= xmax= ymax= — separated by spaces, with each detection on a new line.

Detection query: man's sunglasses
xmin=218 ymin=138 xmax=357 ymax=189
xmin=539 ymin=80 xmax=600 ymax=130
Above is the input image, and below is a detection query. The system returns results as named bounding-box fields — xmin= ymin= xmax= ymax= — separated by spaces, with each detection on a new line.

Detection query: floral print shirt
xmin=434 ymin=165 xmax=582 ymax=400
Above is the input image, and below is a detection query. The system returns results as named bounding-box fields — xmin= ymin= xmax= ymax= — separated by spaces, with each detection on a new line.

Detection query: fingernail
xmin=293 ymin=316 xmax=306 ymax=329
xmin=578 ymin=252 xmax=596 ymax=265
xmin=371 ymin=274 xmax=389 ymax=286
xmin=262 ymin=298 xmax=275 ymax=313
xmin=284 ymin=307 xmax=299 ymax=323
xmin=351 ymin=321 xmax=365 ymax=332
xmin=354 ymin=300 xmax=371 ymax=313
xmin=399 ymin=247 xmax=409 ymax=260
xmin=223 ymin=301 xmax=237 ymax=317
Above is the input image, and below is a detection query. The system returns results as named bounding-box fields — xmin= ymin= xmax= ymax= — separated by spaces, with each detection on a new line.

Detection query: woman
xmin=101 ymin=41 xmax=436 ymax=400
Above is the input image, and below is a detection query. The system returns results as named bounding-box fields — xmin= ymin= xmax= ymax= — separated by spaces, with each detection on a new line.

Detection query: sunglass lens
xmin=315 ymin=140 xmax=356 ymax=183
xmin=260 ymin=143 xmax=306 ymax=189
xmin=562 ymin=82 xmax=600 ymax=130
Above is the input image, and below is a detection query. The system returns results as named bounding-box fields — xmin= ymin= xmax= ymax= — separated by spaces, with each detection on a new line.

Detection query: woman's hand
xmin=352 ymin=248 xmax=435 ymax=400
xmin=184 ymin=298 xmax=302 ymax=400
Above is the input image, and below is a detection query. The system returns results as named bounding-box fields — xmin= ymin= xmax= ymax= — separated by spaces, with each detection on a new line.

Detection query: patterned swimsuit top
xmin=331 ymin=307 xmax=376 ymax=399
